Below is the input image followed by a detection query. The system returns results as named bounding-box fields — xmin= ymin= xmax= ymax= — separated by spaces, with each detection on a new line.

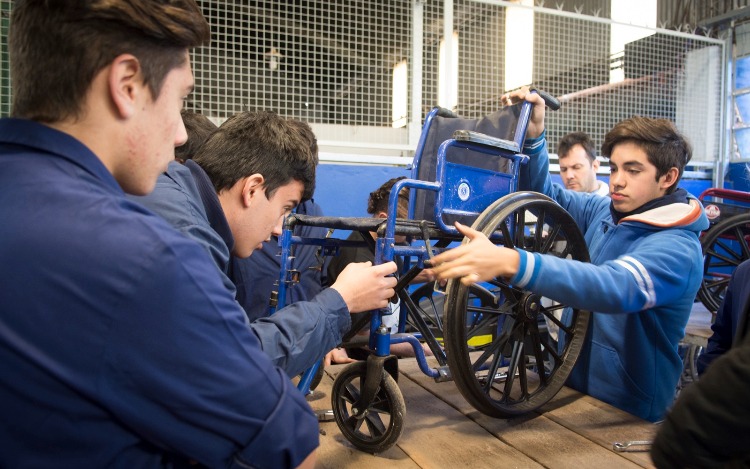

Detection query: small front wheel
xmin=331 ymin=361 xmax=405 ymax=453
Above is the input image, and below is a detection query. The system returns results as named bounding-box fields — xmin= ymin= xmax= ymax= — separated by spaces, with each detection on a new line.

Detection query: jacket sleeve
xmin=104 ymin=235 xmax=319 ymax=469
xmin=651 ymin=341 xmax=750 ymax=468
xmin=249 ymin=287 xmax=351 ymax=376
xmin=511 ymin=227 xmax=702 ymax=314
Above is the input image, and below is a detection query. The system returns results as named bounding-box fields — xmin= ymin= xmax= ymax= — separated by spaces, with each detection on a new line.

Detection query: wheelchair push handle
xmin=530 ymin=87 xmax=560 ymax=111
xmin=436 ymin=107 xmax=458 ymax=118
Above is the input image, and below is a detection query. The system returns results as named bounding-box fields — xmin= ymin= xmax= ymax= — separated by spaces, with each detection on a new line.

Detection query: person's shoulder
xmin=129 ymin=162 xmax=207 ymax=227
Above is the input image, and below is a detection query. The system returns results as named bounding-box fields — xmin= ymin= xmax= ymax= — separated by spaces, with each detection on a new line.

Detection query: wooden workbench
xmin=309 ymin=359 xmax=657 ymax=469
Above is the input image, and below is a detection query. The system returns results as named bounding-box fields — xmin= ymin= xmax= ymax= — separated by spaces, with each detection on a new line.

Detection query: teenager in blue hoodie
xmin=426 ymin=87 xmax=709 ymax=422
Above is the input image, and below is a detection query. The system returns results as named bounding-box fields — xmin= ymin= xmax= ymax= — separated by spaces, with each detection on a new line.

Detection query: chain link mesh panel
xmin=0 ymin=0 xmax=726 ymax=165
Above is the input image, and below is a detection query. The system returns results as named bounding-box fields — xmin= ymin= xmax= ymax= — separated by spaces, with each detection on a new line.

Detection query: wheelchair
xmin=696 ymin=187 xmax=750 ymax=314
xmin=276 ymin=89 xmax=591 ymax=453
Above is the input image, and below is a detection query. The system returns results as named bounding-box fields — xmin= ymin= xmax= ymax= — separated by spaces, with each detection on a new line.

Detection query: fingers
xmin=324 ymin=351 xmax=332 ymax=368
xmin=454 ymin=221 xmax=480 ymax=239
xmin=372 ymin=260 xmax=398 ymax=275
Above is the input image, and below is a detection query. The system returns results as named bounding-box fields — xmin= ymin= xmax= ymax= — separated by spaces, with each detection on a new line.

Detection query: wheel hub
xmin=520 ymin=292 xmax=542 ymax=321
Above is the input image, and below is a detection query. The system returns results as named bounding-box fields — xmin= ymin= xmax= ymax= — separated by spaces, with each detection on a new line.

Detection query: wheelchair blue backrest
xmin=408 ymin=101 xmax=533 ymax=232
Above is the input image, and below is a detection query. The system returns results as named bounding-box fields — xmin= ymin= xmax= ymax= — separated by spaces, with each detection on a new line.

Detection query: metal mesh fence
xmin=0 ymin=0 xmax=726 ymax=167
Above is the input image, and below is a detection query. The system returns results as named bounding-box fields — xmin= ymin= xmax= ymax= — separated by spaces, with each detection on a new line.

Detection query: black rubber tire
xmin=331 ymin=361 xmax=405 ymax=453
xmin=443 ymin=191 xmax=591 ymax=417
xmin=697 ymin=213 xmax=750 ymax=313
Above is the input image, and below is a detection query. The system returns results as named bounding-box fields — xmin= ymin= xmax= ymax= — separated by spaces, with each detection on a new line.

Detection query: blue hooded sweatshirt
xmin=513 ymin=133 xmax=709 ymax=422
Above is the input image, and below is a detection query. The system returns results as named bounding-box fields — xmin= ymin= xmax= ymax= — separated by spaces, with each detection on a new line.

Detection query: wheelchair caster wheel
xmin=331 ymin=361 xmax=405 ymax=453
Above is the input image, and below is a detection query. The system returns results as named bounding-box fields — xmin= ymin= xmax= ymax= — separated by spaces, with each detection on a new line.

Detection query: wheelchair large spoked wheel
xmin=697 ymin=213 xmax=750 ymax=312
xmin=331 ymin=361 xmax=405 ymax=453
xmin=444 ymin=192 xmax=591 ymax=417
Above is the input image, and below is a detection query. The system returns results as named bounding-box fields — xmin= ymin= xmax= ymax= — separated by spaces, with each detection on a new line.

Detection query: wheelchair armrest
xmin=452 ymin=129 xmax=520 ymax=154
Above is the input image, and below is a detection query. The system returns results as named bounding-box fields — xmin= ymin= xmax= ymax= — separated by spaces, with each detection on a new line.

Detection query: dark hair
xmin=175 ymin=110 xmax=217 ymax=162
xmin=9 ymin=0 xmax=210 ymax=122
xmin=193 ymin=111 xmax=317 ymax=201
xmin=368 ymin=176 xmax=409 ymax=218
xmin=557 ymin=132 xmax=596 ymax=163
xmin=601 ymin=116 xmax=692 ymax=194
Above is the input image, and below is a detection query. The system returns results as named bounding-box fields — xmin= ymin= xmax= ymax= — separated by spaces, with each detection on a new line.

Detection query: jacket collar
xmin=184 ymin=159 xmax=235 ymax=253
xmin=0 ymin=118 xmax=122 ymax=194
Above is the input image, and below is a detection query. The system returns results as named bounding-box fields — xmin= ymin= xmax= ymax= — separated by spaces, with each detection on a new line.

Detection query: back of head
xmin=368 ymin=176 xmax=408 ymax=218
xmin=193 ymin=111 xmax=317 ymax=200
xmin=557 ymin=132 xmax=596 ymax=162
xmin=9 ymin=0 xmax=210 ymax=122
xmin=175 ymin=110 xmax=217 ymax=162
xmin=601 ymin=116 xmax=692 ymax=193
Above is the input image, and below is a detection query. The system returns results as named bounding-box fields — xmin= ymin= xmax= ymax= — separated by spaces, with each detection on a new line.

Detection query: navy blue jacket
xmin=652 ymin=263 xmax=750 ymax=467
xmin=697 ymin=259 xmax=750 ymax=374
xmin=131 ymin=161 xmax=349 ymax=376
xmin=0 ymin=119 xmax=317 ymax=468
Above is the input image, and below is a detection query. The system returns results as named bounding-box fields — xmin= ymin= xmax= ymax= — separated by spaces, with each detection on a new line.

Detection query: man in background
xmin=557 ymin=131 xmax=608 ymax=195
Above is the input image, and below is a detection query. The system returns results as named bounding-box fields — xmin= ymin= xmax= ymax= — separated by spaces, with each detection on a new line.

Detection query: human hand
xmin=501 ymin=85 xmax=546 ymax=139
xmin=330 ymin=261 xmax=398 ymax=313
xmin=424 ymin=222 xmax=520 ymax=286
xmin=324 ymin=347 xmax=356 ymax=367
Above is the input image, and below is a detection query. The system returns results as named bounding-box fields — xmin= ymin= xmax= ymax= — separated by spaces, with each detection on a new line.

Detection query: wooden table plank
xmin=310 ymin=357 xmax=660 ymax=468
xmin=398 ymin=358 xmax=649 ymax=468
xmin=311 ymin=363 xmax=543 ymax=469
xmin=539 ymin=387 xmax=657 ymax=467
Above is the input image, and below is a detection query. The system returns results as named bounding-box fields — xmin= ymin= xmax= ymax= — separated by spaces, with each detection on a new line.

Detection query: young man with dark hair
xmin=133 ymin=110 xmax=397 ymax=376
xmin=426 ymin=87 xmax=708 ymax=423
xmin=233 ymin=119 xmax=329 ymax=323
xmin=0 ymin=2 xmax=374 ymax=467
xmin=557 ymin=131 xmax=608 ymax=195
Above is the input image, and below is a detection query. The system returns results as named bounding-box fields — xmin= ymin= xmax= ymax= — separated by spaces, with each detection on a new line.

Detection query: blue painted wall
xmin=314 ymin=164 xmax=714 ymax=223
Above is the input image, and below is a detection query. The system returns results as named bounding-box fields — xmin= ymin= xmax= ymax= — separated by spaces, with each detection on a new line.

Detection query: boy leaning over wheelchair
xmin=426 ymin=86 xmax=709 ymax=424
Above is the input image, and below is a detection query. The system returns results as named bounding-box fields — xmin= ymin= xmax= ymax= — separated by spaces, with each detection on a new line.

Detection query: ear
xmin=591 ymin=159 xmax=600 ymax=171
xmin=660 ymin=167 xmax=679 ymax=191
xmin=241 ymin=174 xmax=266 ymax=208
xmin=376 ymin=211 xmax=388 ymax=219
xmin=108 ymin=54 xmax=142 ymax=120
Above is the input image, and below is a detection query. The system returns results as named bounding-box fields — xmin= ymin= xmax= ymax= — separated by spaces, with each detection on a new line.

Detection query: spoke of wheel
xmin=482 ymin=347 xmax=506 ymax=394
xmin=503 ymin=339 xmax=525 ymax=398
xmin=734 ymin=227 xmax=750 ymax=259
xmin=345 ymin=414 xmax=363 ymax=433
xmin=364 ymin=413 xmax=387 ymax=437
xmin=534 ymin=208 xmax=546 ymax=251
xmin=540 ymin=223 xmax=561 ymax=254
xmin=544 ymin=337 xmax=563 ymax=365
xmin=541 ymin=307 xmax=575 ymax=336
xmin=529 ymin=320 xmax=548 ymax=386
xmin=342 ymin=382 xmax=359 ymax=404
xmin=515 ymin=209 xmax=527 ymax=246
xmin=471 ymin=333 xmax=506 ymax=373
xmin=704 ymin=276 xmax=730 ymax=291
xmin=710 ymin=238 xmax=743 ymax=264
xmin=500 ymin=221 xmax=515 ymax=249
xmin=465 ymin=309 xmax=501 ymax=340
xmin=370 ymin=395 xmax=390 ymax=414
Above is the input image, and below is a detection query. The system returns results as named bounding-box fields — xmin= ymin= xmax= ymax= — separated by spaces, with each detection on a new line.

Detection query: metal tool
xmin=612 ymin=440 xmax=652 ymax=452
xmin=316 ymin=409 xmax=335 ymax=422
